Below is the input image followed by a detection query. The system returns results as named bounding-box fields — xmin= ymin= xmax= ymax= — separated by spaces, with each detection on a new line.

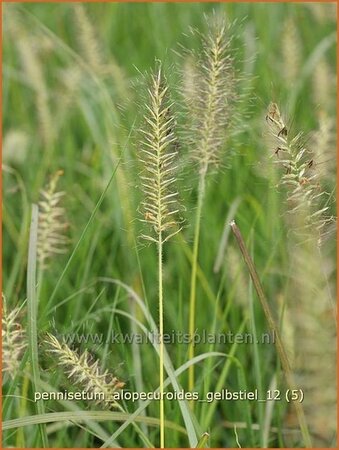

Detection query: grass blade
xmin=98 ymin=277 xmax=200 ymax=447
xmin=2 ymin=410 xmax=187 ymax=434
xmin=27 ymin=204 xmax=48 ymax=447
xmin=100 ymin=351 xmax=225 ymax=448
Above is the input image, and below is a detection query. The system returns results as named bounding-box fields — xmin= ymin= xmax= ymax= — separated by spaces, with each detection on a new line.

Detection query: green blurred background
xmin=2 ymin=2 xmax=336 ymax=448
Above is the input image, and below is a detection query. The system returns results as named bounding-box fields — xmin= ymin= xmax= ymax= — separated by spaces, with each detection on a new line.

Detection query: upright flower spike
xmin=185 ymin=16 xmax=240 ymax=393
xmin=137 ymin=64 xmax=181 ymax=448
xmin=184 ymin=16 xmax=238 ymax=175
xmin=37 ymin=170 xmax=69 ymax=269
xmin=139 ymin=66 xmax=181 ymax=243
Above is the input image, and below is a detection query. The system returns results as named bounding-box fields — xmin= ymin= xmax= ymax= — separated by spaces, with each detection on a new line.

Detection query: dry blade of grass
xmin=230 ymin=220 xmax=312 ymax=448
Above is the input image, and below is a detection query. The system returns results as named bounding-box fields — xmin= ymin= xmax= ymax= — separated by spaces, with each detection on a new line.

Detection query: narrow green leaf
xmin=27 ymin=204 xmax=48 ymax=447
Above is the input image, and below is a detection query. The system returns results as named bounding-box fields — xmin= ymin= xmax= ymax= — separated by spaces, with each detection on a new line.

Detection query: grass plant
xmin=2 ymin=3 xmax=336 ymax=448
xmin=137 ymin=65 xmax=182 ymax=447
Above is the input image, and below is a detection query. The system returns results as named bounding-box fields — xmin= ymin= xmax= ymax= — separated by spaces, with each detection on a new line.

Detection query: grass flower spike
xmin=265 ymin=102 xmax=333 ymax=239
xmin=3 ymin=4 xmax=336 ymax=448
xmin=37 ymin=170 xmax=68 ymax=269
xmin=44 ymin=332 xmax=125 ymax=408
xmin=138 ymin=64 xmax=181 ymax=448
xmin=2 ymin=294 xmax=26 ymax=378
xmin=139 ymin=67 xmax=181 ymax=243
xmin=185 ymin=16 xmax=238 ymax=174
xmin=266 ymin=102 xmax=336 ymax=446
xmin=186 ymin=16 xmax=239 ymax=392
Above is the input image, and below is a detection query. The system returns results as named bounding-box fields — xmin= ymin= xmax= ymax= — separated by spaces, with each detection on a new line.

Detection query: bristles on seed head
xmin=2 ymin=294 xmax=26 ymax=378
xmin=182 ymin=16 xmax=239 ymax=174
xmin=138 ymin=64 xmax=182 ymax=243
xmin=44 ymin=332 xmax=124 ymax=408
xmin=38 ymin=170 xmax=69 ymax=269
xmin=265 ymin=102 xmax=335 ymax=241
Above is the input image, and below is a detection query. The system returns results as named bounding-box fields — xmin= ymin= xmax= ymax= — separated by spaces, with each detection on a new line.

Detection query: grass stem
xmin=188 ymin=171 xmax=206 ymax=394
xmin=158 ymin=232 xmax=165 ymax=448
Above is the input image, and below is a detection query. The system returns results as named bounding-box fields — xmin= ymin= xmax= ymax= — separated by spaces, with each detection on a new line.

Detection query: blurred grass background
xmin=2 ymin=2 xmax=337 ymax=448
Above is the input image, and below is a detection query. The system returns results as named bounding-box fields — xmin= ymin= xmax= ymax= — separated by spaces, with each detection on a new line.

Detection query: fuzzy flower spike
xmin=139 ymin=65 xmax=182 ymax=243
xmin=44 ymin=332 xmax=125 ymax=408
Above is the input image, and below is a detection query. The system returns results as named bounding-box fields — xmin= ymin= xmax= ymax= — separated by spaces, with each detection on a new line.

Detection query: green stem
xmin=230 ymin=220 xmax=312 ymax=448
xmin=158 ymin=232 xmax=165 ymax=449
xmin=188 ymin=171 xmax=206 ymax=394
